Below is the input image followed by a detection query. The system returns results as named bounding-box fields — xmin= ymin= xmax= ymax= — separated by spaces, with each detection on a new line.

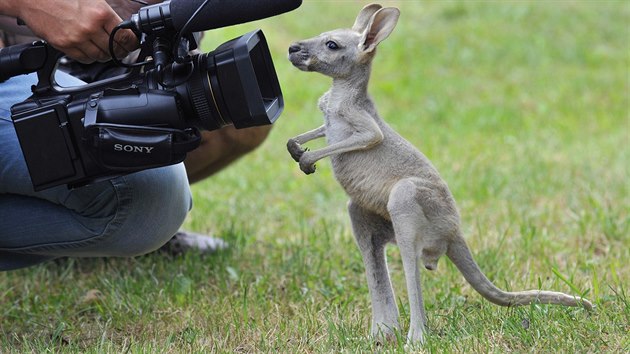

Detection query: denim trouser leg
xmin=0 ymin=73 xmax=192 ymax=270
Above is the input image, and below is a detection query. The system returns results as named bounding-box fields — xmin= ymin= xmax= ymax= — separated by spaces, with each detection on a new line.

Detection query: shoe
xmin=159 ymin=230 xmax=228 ymax=255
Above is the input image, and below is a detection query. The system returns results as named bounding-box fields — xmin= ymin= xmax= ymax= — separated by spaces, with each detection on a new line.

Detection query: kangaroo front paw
xmin=299 ymin=158 xmax=316 ymax=174
xmin=295 ymin=150 xmax=315 ymax=174
xmin=287 ymin=139 xmax=305 ymax=162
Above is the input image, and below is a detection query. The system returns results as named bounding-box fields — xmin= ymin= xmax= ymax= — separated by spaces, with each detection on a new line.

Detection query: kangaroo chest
xmin=320 ymin=95 xmax=396 ymax=218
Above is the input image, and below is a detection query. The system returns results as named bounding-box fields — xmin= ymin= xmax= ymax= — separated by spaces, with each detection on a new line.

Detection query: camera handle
xmin=31 ymin=44 xmax=64 ymax=95
xmin=13 ymin=41 xmax=149 ymax=101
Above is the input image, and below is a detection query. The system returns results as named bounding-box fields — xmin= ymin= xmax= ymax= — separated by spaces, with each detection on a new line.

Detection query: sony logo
xmin=113 ymin=144 xmax=155 ymax=154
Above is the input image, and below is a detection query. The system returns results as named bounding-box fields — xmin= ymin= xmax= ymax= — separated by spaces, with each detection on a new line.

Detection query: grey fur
xmin=287 ymin=3 xmax=593 ymax=344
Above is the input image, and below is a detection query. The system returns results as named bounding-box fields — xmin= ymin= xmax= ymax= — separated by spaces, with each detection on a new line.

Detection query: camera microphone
xmin=133 ymin=0 xmax=303 ymax=35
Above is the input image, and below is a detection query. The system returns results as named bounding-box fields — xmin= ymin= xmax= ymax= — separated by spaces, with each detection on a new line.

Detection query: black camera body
xmin=0 ymin=0 xmax=302 ymax=191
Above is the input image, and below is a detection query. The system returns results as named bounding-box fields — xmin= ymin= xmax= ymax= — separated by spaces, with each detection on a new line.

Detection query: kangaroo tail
xmin=445 ymin=236 xmax=593 ymax=310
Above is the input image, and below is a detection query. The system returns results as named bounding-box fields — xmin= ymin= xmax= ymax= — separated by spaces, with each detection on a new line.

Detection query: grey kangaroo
xmin=287 ymin=3 xmax=593 ymax=344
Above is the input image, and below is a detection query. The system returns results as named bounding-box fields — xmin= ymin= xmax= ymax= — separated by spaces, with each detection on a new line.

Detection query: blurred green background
xmin=1 ymin=1 xmax=628 ymax=352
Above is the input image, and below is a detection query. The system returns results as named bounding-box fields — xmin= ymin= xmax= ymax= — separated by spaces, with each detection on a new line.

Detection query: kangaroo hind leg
xmin=387 ymin=178 xmax=445 ymax=344
xmin=348 ymin=201 xmax=399 ymax=342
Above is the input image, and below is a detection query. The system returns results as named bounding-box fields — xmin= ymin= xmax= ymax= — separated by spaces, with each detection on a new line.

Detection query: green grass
xmin=2 ymin=0 xmax=629 ymax=352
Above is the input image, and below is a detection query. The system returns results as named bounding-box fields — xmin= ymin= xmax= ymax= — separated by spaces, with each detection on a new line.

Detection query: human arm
xmin=0 ymin=1 xmax=165 ymax=37
xmin=0 ymin=0 xmax=139 ymax=63
xmin=0 ymin=15 xmax=34 ymax=36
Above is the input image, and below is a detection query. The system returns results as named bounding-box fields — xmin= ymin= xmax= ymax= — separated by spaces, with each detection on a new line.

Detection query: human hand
xmin=13 ymin=0 xmax=139 ymax=63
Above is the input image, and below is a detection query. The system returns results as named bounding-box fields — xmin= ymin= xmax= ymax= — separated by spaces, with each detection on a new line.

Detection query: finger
xmin=95 ymin=27 xmax=127 ymax=61
xmin=112 ymin=27 xmax=139 ymax=53
xmin=88 ymin=39 xmax=112 ymax=63
xmin=102 ymin=11 xmax=139 ymax=54
xmin=83 ymin=6 xmax=136 ymax=62
xmin=58 ymin=46 xmax=96 ymax=64
xmin=63 ymin=26 xmax=113 ymax=62
xmin=101 ymin=26 xmax=138 ymax=62
xmin=109 ymin=30 xmax=138 ymax=61
xmin=99 ymin=25 xmax=139 ymax=60
xmin=53 ymin=37 xmax=108 ymax=63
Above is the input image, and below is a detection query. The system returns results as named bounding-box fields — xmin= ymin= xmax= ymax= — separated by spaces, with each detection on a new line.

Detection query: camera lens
xmin=180 ymin=54 xmax=227 ymax=131
xmin=175 ymin=30 xmax=284 ymax=131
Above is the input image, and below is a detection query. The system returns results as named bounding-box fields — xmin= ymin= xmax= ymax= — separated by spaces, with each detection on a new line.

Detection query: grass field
xmin=1 ymin=0 xmax=629 ymax=352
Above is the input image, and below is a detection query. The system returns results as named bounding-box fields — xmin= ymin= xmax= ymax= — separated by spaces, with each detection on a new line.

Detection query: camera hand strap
xmin=84 ymin=123 xmax=201 ymax=171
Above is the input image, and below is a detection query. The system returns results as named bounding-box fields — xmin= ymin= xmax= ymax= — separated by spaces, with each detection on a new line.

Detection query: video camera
xmin=0 ymin=0 xmax=302 ymax=191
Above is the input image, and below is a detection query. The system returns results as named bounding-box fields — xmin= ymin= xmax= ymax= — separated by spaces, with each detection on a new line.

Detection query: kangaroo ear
xmin=359 ymin=7 xmax=400 ymax=53
xmin=352 ymin=3 xmax=383 ymax=32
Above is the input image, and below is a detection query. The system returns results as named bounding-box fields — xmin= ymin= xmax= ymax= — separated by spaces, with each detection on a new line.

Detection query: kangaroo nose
xmin=288 ymin=44 xmax=301 ymax=54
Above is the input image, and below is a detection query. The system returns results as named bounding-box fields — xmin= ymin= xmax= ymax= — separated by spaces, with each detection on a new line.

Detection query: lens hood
xmin=204 ymin=29 xmax=284 ymax=129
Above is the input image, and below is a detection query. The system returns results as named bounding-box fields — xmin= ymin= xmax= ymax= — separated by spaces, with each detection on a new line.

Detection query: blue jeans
xmin=0 ymin=73 xmax=192 ymax=270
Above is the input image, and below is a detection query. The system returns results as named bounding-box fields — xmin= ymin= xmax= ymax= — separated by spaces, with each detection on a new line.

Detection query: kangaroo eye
xmin=326 ymin=41 xmax=339 ymax=50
